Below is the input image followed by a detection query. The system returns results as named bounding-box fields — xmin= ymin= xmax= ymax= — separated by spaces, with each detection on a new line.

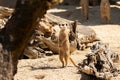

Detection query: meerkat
xmin=58 ymin=24 xmax=78 ymax=67
xmin=80 ymin=0 xmax=89 ymax=21
xmin=100 ymin=0 xmax=110 ymax=24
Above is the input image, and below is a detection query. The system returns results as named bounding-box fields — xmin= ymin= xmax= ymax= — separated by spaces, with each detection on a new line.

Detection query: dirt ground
xmin=14 ymin=5 xmax=120 ymax=80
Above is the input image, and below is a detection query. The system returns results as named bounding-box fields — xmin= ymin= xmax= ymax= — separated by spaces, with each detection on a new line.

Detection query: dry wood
xmin=0 ymin=6 xmax=13 ymax=19
xmin=78 ymin=42 xmax=119 ymax=80
xmin=37 ymin=18 xmax=53 ymax=38
xmin=37 ymin=36 xmax=59 ymax=54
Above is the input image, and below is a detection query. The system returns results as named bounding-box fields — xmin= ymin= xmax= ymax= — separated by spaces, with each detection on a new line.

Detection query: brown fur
xmin=80 ymin=0 xmax=89 ymax=21
xmin=58 ymin=26 xmax=77 ymax=67
xmin=100 ymin=0 xmax=110 ymax=24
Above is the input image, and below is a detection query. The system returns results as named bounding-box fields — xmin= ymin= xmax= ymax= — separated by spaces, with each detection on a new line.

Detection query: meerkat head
xmin=59 ymin=23 xmax=70 ymax=33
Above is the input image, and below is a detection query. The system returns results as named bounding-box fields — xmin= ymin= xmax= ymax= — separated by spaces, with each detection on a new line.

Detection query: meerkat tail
xmin=69 ymin=57 xmax=78 ymax=67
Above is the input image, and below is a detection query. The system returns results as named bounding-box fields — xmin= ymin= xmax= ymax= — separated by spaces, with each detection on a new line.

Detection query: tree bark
xmin=0 ymin=0 xmax=61 ymax=80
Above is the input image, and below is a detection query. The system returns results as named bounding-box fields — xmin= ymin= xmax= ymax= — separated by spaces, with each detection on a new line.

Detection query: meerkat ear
xmin=58 ymin=23 xmax=61 ymax=26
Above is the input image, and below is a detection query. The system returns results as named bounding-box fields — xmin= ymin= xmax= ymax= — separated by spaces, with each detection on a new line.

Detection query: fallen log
xmin=37 ymin=36 xmax=77 ymax=54
xmin=37 ymin=36 xmax=59 ymax=54
xmin=78 ymin=42 xmax=120 ymax=80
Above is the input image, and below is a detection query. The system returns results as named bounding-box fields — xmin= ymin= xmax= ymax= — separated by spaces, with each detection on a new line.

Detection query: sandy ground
xmin=14 ymin=5 xmax=120 ymax=80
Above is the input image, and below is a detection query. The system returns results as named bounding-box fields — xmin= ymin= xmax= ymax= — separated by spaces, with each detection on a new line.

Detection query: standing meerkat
xmin=58 ymin=24 xmax=78 ymax=67
xmin=80 ymin=0 xmax=89 ymax=21
xmin=100 ymin=0 xmax=110 ymax=24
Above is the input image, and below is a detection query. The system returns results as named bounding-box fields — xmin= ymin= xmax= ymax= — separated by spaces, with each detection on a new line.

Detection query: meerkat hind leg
xmin=59 ymin=54 xmax=65 ymax=68
xmin=64 ymin=55 xmax=69 ymax=67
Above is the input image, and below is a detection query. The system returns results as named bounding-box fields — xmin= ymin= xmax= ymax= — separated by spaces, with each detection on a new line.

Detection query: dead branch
xmin=78 ymin=42 xmax=120 ymax=80
xmin=37 ymin=36 xmax=59 ymax=54
xmin=0 ymin=6 xmax=13 ymax=19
